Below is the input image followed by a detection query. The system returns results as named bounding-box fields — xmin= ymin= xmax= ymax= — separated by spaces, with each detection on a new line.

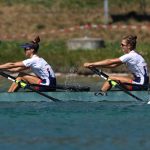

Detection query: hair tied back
xmin=32 ymin=36 xmax=40 ymax=44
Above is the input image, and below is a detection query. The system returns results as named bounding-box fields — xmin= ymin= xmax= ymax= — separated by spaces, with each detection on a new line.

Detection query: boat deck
xmin=0 ymin=91 xmax=149 ymax=102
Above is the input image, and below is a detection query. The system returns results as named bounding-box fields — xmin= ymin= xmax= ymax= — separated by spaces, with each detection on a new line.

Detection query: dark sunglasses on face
xmin=24 ymin=48 xmax=31 ymax=51
xmin=121 ymin=43 xmax=127 ymax=47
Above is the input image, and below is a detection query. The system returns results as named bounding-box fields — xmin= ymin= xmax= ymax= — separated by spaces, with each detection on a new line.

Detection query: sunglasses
xmin=24 ymin=48 xmax=31 ymax=51
xmin=121 ymin=43 xmax=127 ymax=47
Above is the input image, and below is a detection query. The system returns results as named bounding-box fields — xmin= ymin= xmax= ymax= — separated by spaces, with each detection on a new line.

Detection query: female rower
xmin=84 ymin=35 xmax=149 ymax=94
xmin=0 ymin=36 xmax=56 ymax=92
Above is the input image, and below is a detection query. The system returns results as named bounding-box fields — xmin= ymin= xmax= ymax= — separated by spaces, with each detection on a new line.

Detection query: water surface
xmin=0 ymin=101 xmax=150 ymax=150
xmin=0 ymin=76 xmax=150 ymax=150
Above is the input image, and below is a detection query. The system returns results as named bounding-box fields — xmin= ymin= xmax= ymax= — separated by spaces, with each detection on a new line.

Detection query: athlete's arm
xmin=0 ymin=61 xmax=28 ymax=73
xmin=6 ymin=66 xmax=28 ymax=72
xmin=0 ymin=61 xmax=25 ymax=70
xmin=84 ymin=58 xmax=122 ymax=68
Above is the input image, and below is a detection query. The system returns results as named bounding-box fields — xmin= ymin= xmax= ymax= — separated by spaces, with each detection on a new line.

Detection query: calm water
xmin=0 ymin=76 xmax=150 ymax=150
xmin=0 ymin=101 xmax=150 ymax=150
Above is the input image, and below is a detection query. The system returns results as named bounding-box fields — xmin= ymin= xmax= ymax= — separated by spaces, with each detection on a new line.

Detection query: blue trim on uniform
xmin=39 ymin=77 xmax=56 ymax=92
xmin=132 ymin=76 xmax=149 ymax=90
xmin=37 ymin=66 xmax=56 ymax=91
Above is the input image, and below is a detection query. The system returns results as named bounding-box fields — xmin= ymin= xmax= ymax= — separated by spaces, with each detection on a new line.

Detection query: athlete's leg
xmin=8 ymin=82 xmax=21 ymax=92
xmin=101 ymin=75 xmax=133 ymax=92
xmin=8 ymin=72 xmax=41 ymax=92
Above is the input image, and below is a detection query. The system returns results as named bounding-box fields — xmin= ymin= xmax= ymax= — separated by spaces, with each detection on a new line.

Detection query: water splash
xmin=64 ymin=67 xmax=81 ymax=88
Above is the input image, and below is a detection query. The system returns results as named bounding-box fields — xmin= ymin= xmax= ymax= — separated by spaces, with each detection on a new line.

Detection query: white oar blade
xmin=147 ymin=101 xmax=150 ymax=104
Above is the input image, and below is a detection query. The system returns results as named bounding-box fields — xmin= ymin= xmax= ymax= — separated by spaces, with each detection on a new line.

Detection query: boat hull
xmin=0 ymin=91 xmax=149 ymax=102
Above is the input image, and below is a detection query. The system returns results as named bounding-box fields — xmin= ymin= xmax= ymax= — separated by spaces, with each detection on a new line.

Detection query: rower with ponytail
xmin=0 ymin=36 xmax=56 ymax=92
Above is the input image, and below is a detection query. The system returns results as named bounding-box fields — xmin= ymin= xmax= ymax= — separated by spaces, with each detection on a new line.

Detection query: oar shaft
xmin=25 ymin=85 xmax=61 ymax=102
xmin=90 ymin=67 xmax=108 ymax=80
xmin=0 ymin=72 xmax=61 ymax=102
xmin=89 ymin=67 xmax=144 ymax=102
xmin=115 ymin=83 xmax=143 ymax=101
xmin=0 ymin=72 xmax=16 ymax=80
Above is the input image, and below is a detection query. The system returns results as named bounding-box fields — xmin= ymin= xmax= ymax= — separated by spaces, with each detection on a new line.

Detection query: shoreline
xmin=0 ymin=72 xmax=136 ymax=78
xmin=1 ymin=72 xmax=148 ymax=80
xmin=55 ymin=72 xmax=130 ymax=77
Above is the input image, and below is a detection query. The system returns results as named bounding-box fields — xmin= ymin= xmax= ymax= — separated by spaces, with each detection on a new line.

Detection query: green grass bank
xmin=0 ymin=0 xmax=150 ymax=74
xmin=0 ymin=40 xmax=150 ymax=74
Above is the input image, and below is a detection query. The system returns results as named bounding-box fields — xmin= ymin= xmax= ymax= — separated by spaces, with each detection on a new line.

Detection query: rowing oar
xmin=0 ymin=71 xmax=61 ymax=102
xmin=89 ymin=67 xmax=144 ymax=102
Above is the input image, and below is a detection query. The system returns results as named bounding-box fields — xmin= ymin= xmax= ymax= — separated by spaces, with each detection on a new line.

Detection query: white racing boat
xmin=0 ymin=90 xmax=149 ymax=102
xmin=0 ymin=68 xmax=149 ymax=103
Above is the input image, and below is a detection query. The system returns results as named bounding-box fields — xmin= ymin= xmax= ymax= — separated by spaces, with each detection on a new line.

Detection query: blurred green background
xmin=0 ymin=0 xmax=150 ymax=73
